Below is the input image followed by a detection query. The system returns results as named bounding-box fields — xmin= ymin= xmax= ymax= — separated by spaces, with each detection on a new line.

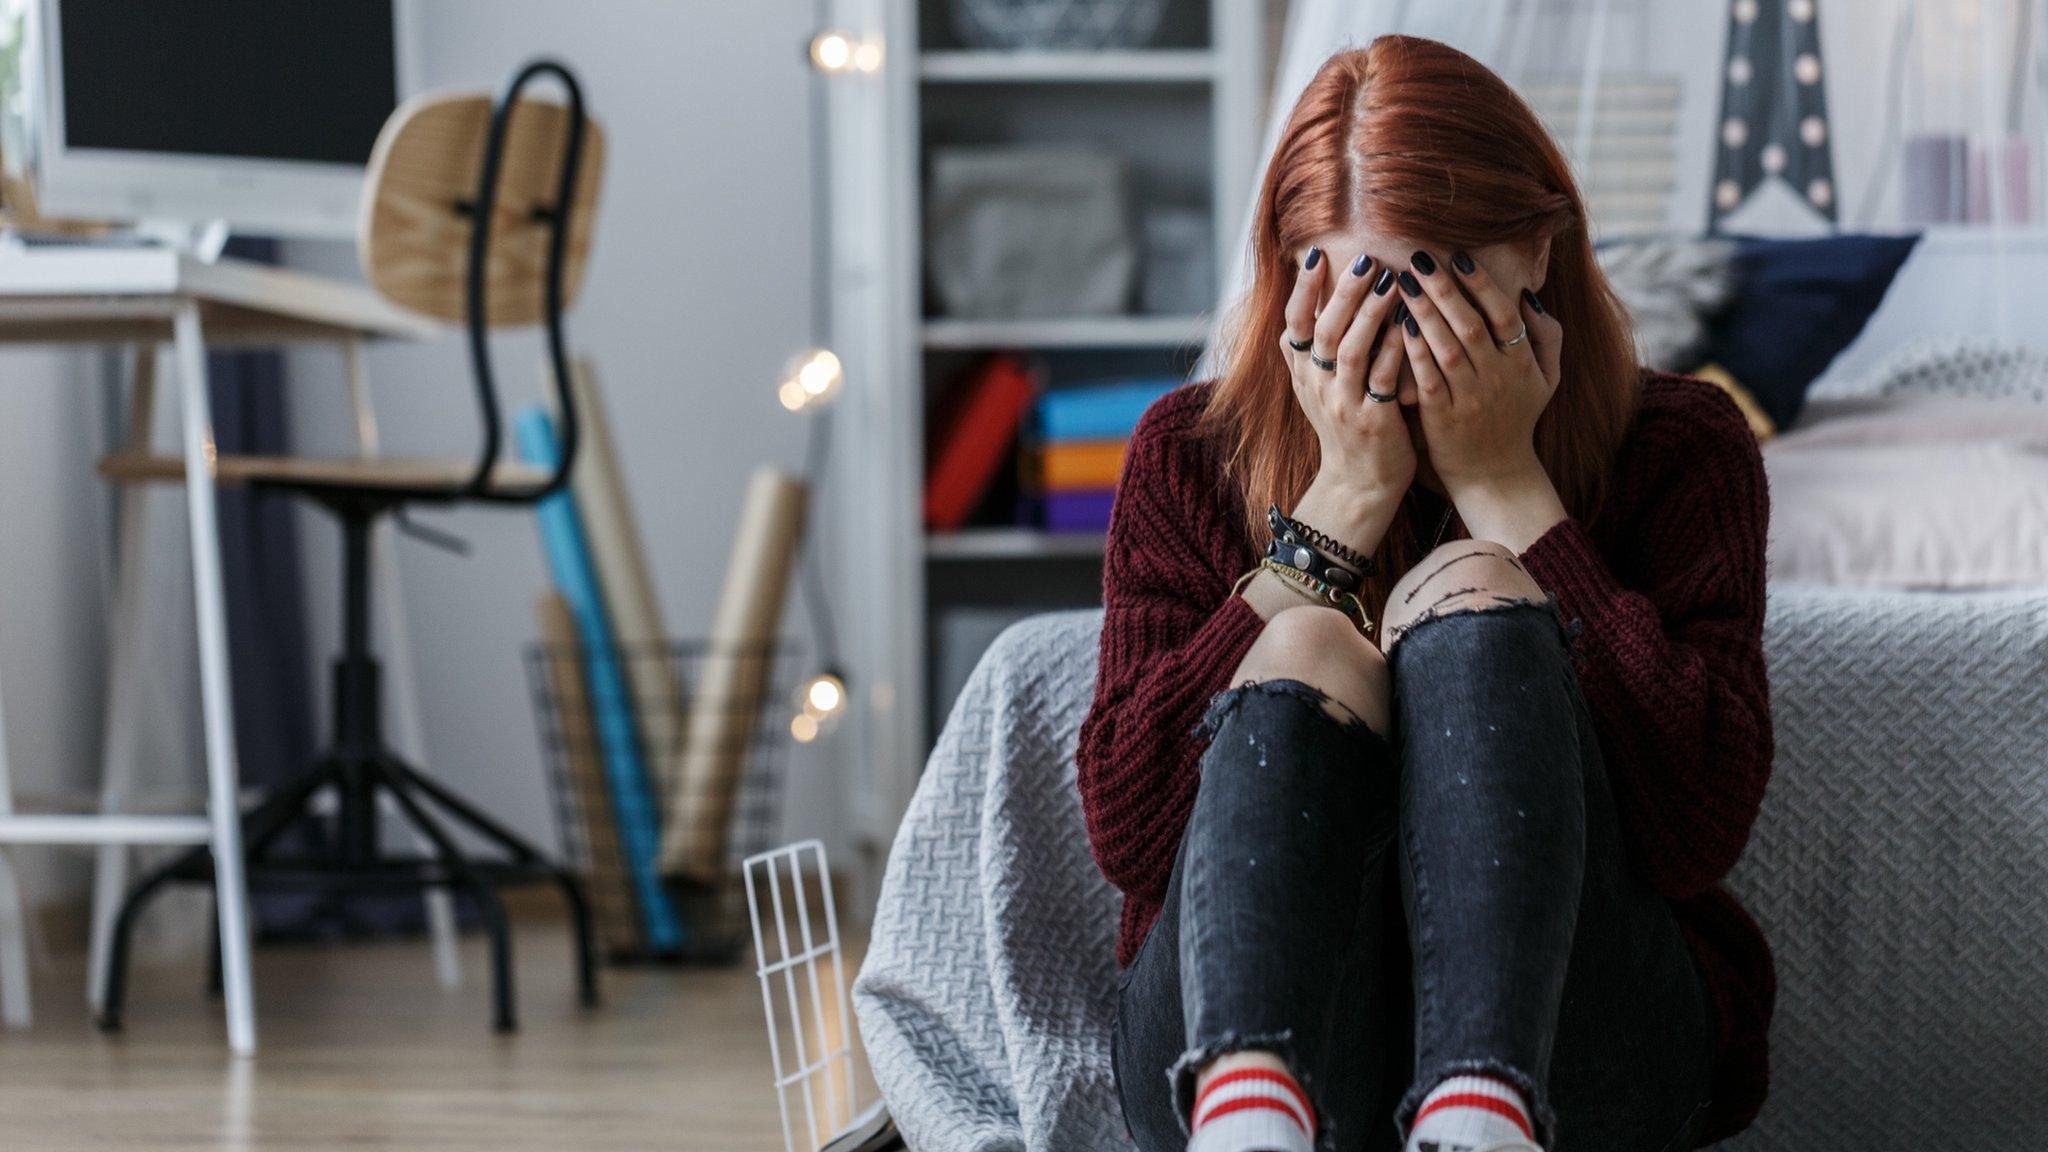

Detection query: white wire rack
xmin=743 ymin=839 xmax=861 ymax=1152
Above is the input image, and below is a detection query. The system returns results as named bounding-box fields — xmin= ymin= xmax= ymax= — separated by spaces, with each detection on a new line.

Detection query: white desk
xmin=0 ymin=246 xmax=434 ymax=1054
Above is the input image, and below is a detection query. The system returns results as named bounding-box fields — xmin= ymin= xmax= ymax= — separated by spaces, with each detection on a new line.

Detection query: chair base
xmin=94 ymin=746 xmax=600 ymax=1034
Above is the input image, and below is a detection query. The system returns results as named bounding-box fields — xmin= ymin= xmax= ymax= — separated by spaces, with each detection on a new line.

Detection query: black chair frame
xmin=97 ymin=60 xmax=601 ymax=1035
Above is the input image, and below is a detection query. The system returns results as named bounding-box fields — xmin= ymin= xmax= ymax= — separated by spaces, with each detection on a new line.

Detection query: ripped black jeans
xmin=1111 ymin=603 xmax=1715 ymax=1152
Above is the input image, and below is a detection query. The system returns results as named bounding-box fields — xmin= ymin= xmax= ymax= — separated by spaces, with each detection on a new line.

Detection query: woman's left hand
xmin=1398 ymin=249 xmax=1570 ymax=551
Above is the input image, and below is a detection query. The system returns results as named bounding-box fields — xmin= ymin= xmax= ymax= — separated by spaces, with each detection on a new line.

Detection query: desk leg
xmin=173 ymin=305 xmax=257 ymax=1056
xmin=0 ymin=658 xmax=30 ymax=1028
xmin=88 ymin=346 xmax=157 ymax=1016
xmin=344 ymin=338 xmax=462 ymax=990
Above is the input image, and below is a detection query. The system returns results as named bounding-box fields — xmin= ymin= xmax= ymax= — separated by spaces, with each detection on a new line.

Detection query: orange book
xmin=1040 ymin=440 xmax=1127 ymax=491
xmin=924 ymin=355 xmax=1036 ymax=531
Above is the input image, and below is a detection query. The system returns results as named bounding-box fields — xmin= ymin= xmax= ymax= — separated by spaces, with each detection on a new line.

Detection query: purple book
xmin=1043 ymin=489 xmax=1115 ymax=533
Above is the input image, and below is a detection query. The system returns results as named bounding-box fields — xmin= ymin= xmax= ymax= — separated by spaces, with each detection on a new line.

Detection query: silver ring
xmin=1288 ymin=336 xmax=1313 ymax=352
xmin=1364 ymin=386 xmax=1397 ymax=404
xmin=1310 ymin=350 xmax=1338 ymax=372
xmin=1501 ymin=325 xmax=1529 ymax=348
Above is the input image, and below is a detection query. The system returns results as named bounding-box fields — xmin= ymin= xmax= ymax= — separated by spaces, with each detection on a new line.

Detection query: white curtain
xmin=1208 ymin=0 xmax=2048 ymax=363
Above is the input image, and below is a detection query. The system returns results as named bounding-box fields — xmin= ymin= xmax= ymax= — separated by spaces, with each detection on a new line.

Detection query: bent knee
xmin=1233 ymin=604 xmax=1390 ymax=735
xmin=1383 ymin=539 xmax=1548 ymax=650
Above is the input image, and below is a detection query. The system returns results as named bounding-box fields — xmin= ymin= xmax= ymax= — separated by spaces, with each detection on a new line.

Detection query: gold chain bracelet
xmin=1253 ymin=557 xmax=1376 ymax=637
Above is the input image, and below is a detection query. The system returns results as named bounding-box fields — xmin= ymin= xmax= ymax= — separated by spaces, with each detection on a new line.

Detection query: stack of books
xmin=1027 ymin=377 xmax=1179 ymax=533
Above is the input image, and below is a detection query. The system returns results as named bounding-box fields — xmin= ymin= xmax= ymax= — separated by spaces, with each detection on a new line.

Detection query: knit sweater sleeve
xmin=1075 ymin=391 xmax=1264 ymax=905
xmin=1517 ymin=382 xmax=1773 ymax=899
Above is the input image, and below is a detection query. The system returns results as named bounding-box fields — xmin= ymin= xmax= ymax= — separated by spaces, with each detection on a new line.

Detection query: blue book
xmin=1035 ymin=378 xmax=1181 ymax=443
xmin=517 ymin=407 xmax=684 ymax=951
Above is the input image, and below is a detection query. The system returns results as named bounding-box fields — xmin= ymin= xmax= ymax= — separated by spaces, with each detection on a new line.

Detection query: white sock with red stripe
xmin=1405 ymin=1075 xmax=1537 ymax=1152
xmin=1187 ymin=1065 xmax=1316 ymax=1152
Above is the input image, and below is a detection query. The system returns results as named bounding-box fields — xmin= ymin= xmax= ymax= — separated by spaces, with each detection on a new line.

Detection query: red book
xmin=924 ymin=355 xmax=1036 ymax=531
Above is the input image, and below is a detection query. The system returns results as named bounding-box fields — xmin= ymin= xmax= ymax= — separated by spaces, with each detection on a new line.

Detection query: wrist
xmin=1292 ymin=475 xmax=1403 ymax=559
xmin=1449 ymin=457 xmax=1566 ymax=554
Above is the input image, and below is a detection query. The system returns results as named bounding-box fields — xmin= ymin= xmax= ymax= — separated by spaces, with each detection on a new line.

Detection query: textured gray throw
xmin=855 ymin=589 xmax=2048 ymax=1150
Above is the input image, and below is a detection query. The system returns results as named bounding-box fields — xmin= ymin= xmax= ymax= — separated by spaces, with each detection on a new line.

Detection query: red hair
xmin=1199 ymin=35 xmax=1639 ymax=620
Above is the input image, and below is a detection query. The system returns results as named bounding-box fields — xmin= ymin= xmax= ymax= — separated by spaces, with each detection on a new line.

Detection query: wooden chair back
xmin=358 ymin=90 xmax=606 ymax=326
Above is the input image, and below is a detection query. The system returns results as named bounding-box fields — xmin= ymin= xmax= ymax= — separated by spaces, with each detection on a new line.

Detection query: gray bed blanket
xmin=853 ymin=586 xmax=2048 ymax=1150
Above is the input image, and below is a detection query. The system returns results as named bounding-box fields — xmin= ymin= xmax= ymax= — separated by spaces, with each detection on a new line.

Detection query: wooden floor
xmin=0 ymin=920 xmax=873 ymax=1150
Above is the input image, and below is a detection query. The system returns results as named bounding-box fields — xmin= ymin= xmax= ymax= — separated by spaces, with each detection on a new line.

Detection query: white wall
xmin=284 ymin=1 xmax=844 ymax=865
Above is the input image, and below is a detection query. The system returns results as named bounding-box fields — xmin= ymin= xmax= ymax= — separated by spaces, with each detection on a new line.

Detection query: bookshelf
xmin=820 ymin=0 xmax=1265 ymax=889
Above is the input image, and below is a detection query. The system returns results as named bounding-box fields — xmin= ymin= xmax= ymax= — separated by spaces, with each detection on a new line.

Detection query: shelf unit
xmin=820 ymin=0 xmax=1264 ymax=891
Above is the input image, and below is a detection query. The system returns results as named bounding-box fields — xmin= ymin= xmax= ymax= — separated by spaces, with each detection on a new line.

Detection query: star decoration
xmin=1709 ymin=0 xmax=1838 ymax=231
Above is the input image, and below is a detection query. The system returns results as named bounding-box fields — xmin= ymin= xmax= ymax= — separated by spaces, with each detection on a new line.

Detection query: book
xmin=924 ymin=355 xmax=1036 ymax=531
xmin=518 ymin=407 xmax=683 ymax=951
xmin=1038 ymin=439 xmax=1127 ymax=491
xmin=658 ymin=467 xmax=808 ymax=882
xmin=1043 ymin=489 xmax=1116 ymax=532
xmin=1034 ymin=377 xmax=1178 ymax=442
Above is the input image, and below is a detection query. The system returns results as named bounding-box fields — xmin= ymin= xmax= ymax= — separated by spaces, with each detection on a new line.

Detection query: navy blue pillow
xmin=1703 ymin=233 xmax=1920 ymax=428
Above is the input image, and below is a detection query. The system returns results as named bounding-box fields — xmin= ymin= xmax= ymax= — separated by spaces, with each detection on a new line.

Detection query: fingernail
xmin=1410 ymin=250 xmax=1438 ymax=275
xmin=1453 ymin=250 xmax=1476 ymax=275
xmin=1402 ymin=309 xmax=1421 ymax=337
xmin=1394 ymin=302 xmax=1411 ymax=328
xmin=1522 ymin=287 xmax=1544 ymax=314
xmin=1373 ymin=268 xmax=1396 ymax=296
xmin=1351 ymin=253 xmax=1371 ymax=277
xmin=1398 ymin=271 xmax=1422 ymax=297
xmin=1304 ymin=246 xmax=1322 ymax=270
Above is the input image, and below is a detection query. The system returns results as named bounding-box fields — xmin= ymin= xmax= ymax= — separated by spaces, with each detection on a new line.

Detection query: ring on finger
xmin=1288 ymin=336 xmax=1314 ymax=352
xmin=1501 ymin=325 xmax=1529 ymax=348
xmin=1310 ymin=349 xmax=1338 ymax=372
xmin=1364 ymin=386 xmax=1397 ymax=404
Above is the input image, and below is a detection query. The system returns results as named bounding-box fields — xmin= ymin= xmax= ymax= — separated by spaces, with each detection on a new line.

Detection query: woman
xmin=1077 ymin=36 xmax=1773 ymax=1152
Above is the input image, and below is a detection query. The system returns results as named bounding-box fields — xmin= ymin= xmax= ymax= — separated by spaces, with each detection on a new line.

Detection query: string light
xmin=777 ymin=348 xmax=843 ymax=412
xmin=810 ymin=30 xmax=883 ymax=75
xmin=810 ymin=30 xmax=854 ymax=72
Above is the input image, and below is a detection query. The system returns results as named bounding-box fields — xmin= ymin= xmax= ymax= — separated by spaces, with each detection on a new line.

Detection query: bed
xmin=855 ymin=588 xmax=2048 ymax=1150
xmin=855 ymin=226 xmax=2048 ymax=1148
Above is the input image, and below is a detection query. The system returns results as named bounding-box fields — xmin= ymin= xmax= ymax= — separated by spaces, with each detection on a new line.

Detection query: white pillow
xmin=1764 ymin=394 xmax=2048 ymax=588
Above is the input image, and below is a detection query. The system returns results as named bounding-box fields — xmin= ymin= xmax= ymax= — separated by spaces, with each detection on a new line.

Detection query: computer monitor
xmin=28 ymin=0 xmax=414 ymax=240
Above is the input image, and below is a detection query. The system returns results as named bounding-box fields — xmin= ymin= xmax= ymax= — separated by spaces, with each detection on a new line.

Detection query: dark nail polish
xmin=1351 ymin=253 xmax=1371 ymax=277
xmin=1410 ymin=250 xmax=1438 ymax=275
xmin=1522 ymin=287 xmax=1544 ymax=314
xmin=1402 ymin=310 xmax=1421 ymax=337
xmin=1398 ymin=270 xmax=1422 ymax=297
xmin=1394 ymin=302 xmax=1410 ymax=327
xmin=1373 ymin=268 xmax=1396 ymax=296
xmin=1304 ymin=246 xmax=1322 ymax=270
xmin=1453 ymin=250 xmax=1477 ymax=275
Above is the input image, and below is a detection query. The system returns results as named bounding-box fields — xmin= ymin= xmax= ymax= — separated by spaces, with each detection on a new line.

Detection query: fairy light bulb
xmin=777 ymin=348 xmax=843 ymax=412
xmin=810 ymin=30 xmax=854 ymax=73
xmin=791 ymin=712 xmax=821 ymax=744
xmin=804 ymin=671 xmax=846 ymax=717
xmin=797 ymin=349 xmax=842 ymax=397
xmin=852 ymin=40 xmax=885 ymax=74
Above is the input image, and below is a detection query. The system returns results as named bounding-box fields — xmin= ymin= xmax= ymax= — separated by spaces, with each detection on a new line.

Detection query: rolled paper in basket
xmin=659 ymin=467 xmax=808 ymax=881
xmin=556 ymin=357 xmax=690 ymax=811
xmin=535 ymin=591 xmax=643 ymax=956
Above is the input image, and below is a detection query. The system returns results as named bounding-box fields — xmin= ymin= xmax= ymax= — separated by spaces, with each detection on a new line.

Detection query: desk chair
xmin=95 ymin=60 xmax=604 ymax=1033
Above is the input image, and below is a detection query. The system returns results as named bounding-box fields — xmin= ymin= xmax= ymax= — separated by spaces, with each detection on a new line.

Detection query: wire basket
xmin=524 ymin=638 xmax=796 ymax=964
xmin=947 ymin=0 xmax=1168 ymax=49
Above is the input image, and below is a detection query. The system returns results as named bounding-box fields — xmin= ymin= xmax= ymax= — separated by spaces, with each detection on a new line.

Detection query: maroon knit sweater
xmin=1075 ymin=372 xmax=1775 ymax=1141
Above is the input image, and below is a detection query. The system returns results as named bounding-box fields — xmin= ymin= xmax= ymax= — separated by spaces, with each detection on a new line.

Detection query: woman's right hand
xmin=1279 ymin=246 xmax=1415 ymax=557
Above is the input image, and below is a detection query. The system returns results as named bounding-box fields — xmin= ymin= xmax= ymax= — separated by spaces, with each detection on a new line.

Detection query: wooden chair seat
xmin=99 ymin=452 xmax=546 ymax=492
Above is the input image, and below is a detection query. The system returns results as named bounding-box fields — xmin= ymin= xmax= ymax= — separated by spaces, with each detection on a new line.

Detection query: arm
xmin=1074 ymin=405 xmax=1264 ymax=904
xmin=1518 ymin=406 xmax=1773 ymax=899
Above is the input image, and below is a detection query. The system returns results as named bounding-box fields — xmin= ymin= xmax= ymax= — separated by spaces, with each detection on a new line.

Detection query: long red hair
xmin=1199 ymin=35 xmax=1639 ymax=620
